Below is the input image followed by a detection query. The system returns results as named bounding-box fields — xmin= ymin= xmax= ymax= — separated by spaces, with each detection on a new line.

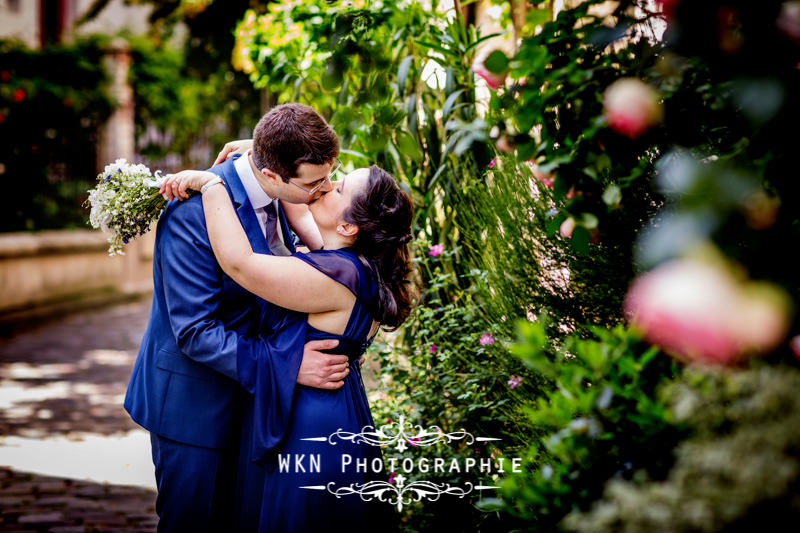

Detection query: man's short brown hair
xmin=251 ymin=103 xmax=339 ymax=179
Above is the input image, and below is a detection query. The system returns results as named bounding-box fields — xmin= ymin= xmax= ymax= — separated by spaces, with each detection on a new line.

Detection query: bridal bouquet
xmin=85 ymin=158 xmax=169 ymax=255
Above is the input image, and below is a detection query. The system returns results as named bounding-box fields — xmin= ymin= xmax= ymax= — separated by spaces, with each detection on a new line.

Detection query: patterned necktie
xmin=263 ymin=201 xmax=291 ymax=256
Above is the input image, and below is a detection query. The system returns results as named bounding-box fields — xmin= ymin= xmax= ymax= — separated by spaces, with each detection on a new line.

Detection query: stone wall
xmin=0 ymin=229 xmax=154 ymax=325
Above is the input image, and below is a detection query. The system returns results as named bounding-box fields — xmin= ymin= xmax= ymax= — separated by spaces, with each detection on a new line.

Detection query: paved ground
xmin=0 ymin=298 xmax=157 ymax=532
xmin=0 ymin=467 xmax=157 ymax=532
xmin=0 ymin=296 xmax=385 ymax=531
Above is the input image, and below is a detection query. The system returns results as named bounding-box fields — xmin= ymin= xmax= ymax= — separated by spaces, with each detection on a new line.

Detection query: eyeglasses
xmin=287 ymin=158 xmax=343 ymax=195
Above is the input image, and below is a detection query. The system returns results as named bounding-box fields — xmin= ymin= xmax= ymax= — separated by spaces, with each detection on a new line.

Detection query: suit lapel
xmin=218 ymin=156 xmax=270 ymax=256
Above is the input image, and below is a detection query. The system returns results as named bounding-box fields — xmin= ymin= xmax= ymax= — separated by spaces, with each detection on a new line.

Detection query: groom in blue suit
xmin=124 ymin=104 xmax=347 ymax=531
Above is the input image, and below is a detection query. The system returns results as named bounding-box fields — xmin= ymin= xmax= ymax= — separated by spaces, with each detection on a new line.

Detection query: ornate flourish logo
xmin=300 ymin=478 xmax=500 ymax=511
xmin=301 ymin=415 xmax=500 ymax=451
xmin=295 ymin=416 xmax=512 ymax=507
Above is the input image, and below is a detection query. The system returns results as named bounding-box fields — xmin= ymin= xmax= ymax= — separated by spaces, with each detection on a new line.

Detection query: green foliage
xmin=128 ymin=35 xmax=258 ymax=166
xmin=489 ymin=0 xmax=663 ymax=254
xmin=489 ymin=0 xmax=800 ymax=317
xmin=0 ymin=38 xmax=113 ymax=231
xmin=1 ymin=0 xmax=263 ymax=232
xmin=564 ymin=364 xmax=800 ymax=531
xmin=502 ymin=321 xmax=684 ymax=531
xmin=234 ymin=0 xmax=494 ymax=288
xmin=124 ymin=0 xmax=263 ymax=168
xmin=371 ymin=251 xmax=545 ymax=531
xmin=235 ymin=1 xmax=800 ymax=530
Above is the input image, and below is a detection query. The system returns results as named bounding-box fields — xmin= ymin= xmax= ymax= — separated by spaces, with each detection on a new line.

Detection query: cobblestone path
xmin=0 ymin=298 xmax=157 ymax=532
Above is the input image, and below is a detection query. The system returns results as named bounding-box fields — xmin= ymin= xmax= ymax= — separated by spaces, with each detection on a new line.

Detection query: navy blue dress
xmin=235 ymin=248 xmax=394 ymax=532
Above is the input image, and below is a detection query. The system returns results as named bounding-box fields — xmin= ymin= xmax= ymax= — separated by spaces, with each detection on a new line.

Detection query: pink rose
xmin=603 ymin=78 xmax=663 ymax=139
xmin=778 ymin=2 xmax=800 ymax=43
xmin=473 ymin=59 xmax=506 ymax=90
xmin=624 ymin=258 xmax=791 ymax=365
xmin=429 ymin=244 xmax=444 ymax=256
xmin=560 ymin=217 xmax=576 ymax=238
xmin=790 ymin=336 xmax=800 ymax=360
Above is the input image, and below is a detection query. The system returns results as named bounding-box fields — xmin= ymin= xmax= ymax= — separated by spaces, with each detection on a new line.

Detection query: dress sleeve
xmin=292 ymin=249 xmax=363 ymax=298
xmin=236 ymin=302 xmax=307 ymax=465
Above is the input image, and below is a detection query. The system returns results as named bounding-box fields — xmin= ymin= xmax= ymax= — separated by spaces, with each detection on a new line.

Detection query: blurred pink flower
xmin=388 ymin=472 xmax=396 ymax=483
xmin=560 ymin=217 xmax=576 ymax=238
xmin=508 ymin=375 xmax=522 ymax=388
xmin=488 ymin=157 xmax=497 ymax=168
xmin=791 ymin=336 xmax=800 ymax=360
xmin=778 ymin=2 xmax=800 ymax=43
xmin=603 ymin=78 xmax=663 ymax=139
xmin=408 ymin=436 xmax=421 ymax=447
xmin=624 ymin=258 xmax=791 ymax=365
xmin=429 ymin=244 xmax=444 ymax=256
xmin=496 ymin=136 xmax=514 ymax=153
xmin=657 ymin=0 xmax=680 ymax=18
xmin=429 ymin=344 xmax=437 ymax=354
xmin=473 ymin=60 xmax=505 ymax=90
xmin=531 ymin=164 xmax=555 ymax=188
xmin=479 ymin=332 xmax=495 ymax=345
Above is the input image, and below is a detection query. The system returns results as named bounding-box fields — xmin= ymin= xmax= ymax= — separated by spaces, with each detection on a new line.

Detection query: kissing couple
xmin=124 ymin=103 xmax=413 ymax=532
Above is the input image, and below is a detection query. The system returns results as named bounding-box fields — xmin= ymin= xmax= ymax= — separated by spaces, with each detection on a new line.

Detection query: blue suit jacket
xmin=124 ymin=156 xmax=296 ymax=449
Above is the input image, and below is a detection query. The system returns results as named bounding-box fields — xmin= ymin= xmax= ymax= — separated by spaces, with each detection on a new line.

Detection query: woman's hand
xmin=160 ymin=170 xmax=219 ymax=201
xmin=214 ymin=139 xmax=254 ymax=166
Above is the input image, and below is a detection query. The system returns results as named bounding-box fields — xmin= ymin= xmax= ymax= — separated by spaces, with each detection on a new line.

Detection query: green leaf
xmin=553 ymin=173 xmax=571 ymax=200
xmin=322 ymin=58 xmax=343 ymax=90
xmin=339 ymin=148 xmax=370 ymax=161
xmin=525 ymin=8 xmax=551 ymax=29
xmin=428 ymin=163 xmax=449 ymax=190
xmin=416 ymin=39 xmax=456 ymax=57
xmin=571 ymin=226 xmax=591 ymax=254
xmin=484 ymin=50 xmax=509 ymax=74
xmin=596 ymin=153 xmax=612 ymax=171
xmin=442 ymin=89 xmax=464 ymax=120
xmin=454 ymin=132 xmax=478 ymax=156
xmin=464 ymin=32 xmax=506 ymax=54
xmin=445 ymin=67 xmax=455 ymax=95
xmin=337 ymin=78 xmax=349 ymax=107
xmin=580 ymin=213 xmax=599 ymax=230
xmin=406 ymin=93 xmax=418 ymax=132
xmin=445 ymin=129 xmax=467 ymax=155
xmin=602 ymin=184 xmax=622 ymax=208
xmin=516 ymin=139 xmax=536 ymax=161
xmin=395 ymin=131 xmax=423 ymax=163
xmin=397 ymin=55 xmax=413 ymax=96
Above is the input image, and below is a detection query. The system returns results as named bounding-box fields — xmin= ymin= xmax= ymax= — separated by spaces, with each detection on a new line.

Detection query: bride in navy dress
xmin=163 ymin=165 xmax=413 ymax=532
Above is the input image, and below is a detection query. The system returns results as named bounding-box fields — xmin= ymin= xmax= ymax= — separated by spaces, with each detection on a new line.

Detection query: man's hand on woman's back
xmin=298 ymin=339 xmax=350 ymax=390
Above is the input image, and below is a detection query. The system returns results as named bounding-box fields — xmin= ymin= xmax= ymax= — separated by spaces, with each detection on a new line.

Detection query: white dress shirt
xmin=234 ymin=151 xmax=286 ymax=244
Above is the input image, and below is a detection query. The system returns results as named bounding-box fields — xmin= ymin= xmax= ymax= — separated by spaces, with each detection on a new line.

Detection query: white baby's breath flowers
xmin=85 ymin=158 xmax=171 ymax=255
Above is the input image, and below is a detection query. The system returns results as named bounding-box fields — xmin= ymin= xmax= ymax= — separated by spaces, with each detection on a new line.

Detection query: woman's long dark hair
xmin=343 ymin=165 xmax=414 ymax=330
